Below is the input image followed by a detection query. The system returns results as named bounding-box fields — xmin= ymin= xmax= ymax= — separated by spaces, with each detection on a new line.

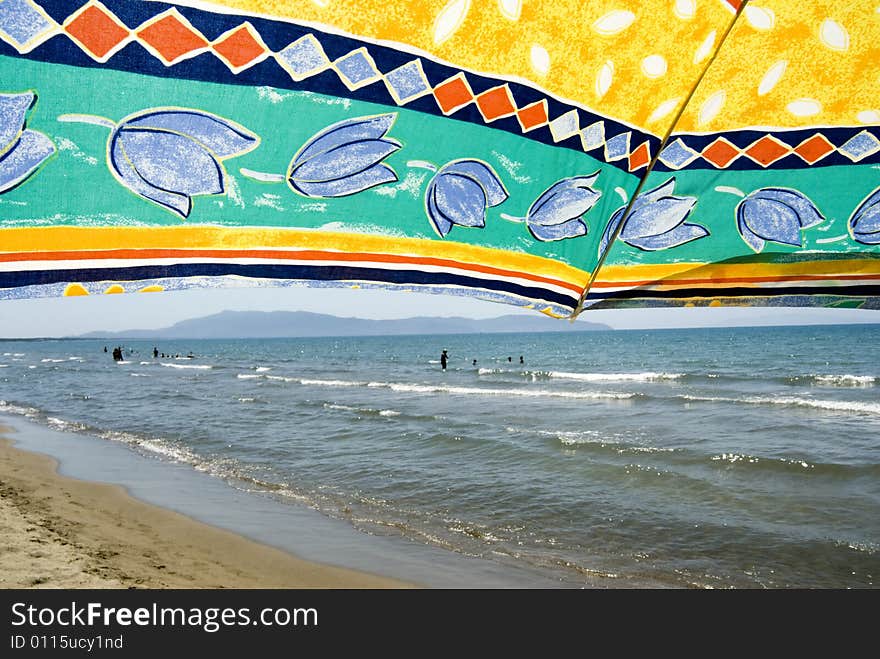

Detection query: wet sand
xmin=0 ymin=427 xmax=411 ymax=588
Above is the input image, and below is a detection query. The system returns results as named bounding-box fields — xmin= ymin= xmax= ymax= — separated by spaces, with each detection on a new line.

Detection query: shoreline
xmin=0 ymin=427 xmax=412 ymax=589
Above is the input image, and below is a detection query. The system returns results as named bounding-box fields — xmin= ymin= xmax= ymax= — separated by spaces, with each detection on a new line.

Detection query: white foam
xmin=244 ymin=374 xmax=638 ymax=401
xmin=683 ymin=394 xmax=880 ymax=415
xmin=324 ymin=403 xmax=358 ymax=411
xmin=162 ymin=362 xmax=211 ymax=370
xmin=40 ymin=358 xmax=66 ymax=363
xmin=813 ymin=374 xmax=875 ymax=387
xmin=373 ymin=381 xmax=635 ymax=401
xmin=116 ymin=360 xmax=132 ymax=365
xmin=130 ymin=373 xmax=150 ymax=377
xmin=46 ymin=417 xmax=87 ymax=432
xmin=139 ymin=361 xmax=153 ymax=365
xmin=322 ymin=402 xmax=400 ymax=417
xmin=238 ymin=397 xmax=257 ymax=403
xmin=548 ymin=371 xmax=683 ymax=382
xmin=548 ymin=429 xmax=612 ymax=445
xmin=0 ymin=400 xmax=40 ymax=416
xmin=237 ymin=374 xmax=261 ymax=379
xmin=303 ymin=378 xmax=364 ymax=387
xmin=255 ymin=367 xmax=271 ymax=372
xmin=0 ymin=365 xmax=7 ymax=368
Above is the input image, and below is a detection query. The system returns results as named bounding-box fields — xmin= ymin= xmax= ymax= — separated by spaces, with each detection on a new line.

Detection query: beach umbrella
xmin=0 ymin=0 xmax=876 ymax=316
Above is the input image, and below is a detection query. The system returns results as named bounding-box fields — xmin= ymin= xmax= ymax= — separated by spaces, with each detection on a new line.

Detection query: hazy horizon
xmin=1 ymin=285 xmax=879 ymax=338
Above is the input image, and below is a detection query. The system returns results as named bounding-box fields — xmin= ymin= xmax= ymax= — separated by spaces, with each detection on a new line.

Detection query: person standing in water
xmin=520 ymin=355 xmax=524 ymax=364
xmin=153 ymin=347 xmax=159 ymax=358
xmin=440 ymin=349 xmax=448 ymax=371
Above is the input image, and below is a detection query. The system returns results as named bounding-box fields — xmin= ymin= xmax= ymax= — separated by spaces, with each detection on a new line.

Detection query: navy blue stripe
xmin=0 ymin=263 xmax=579 ymax=309
xmin=586 ymin=284 xmax=880 ymax=301
xmin=655 ymin=127 xmax=880 ymax=171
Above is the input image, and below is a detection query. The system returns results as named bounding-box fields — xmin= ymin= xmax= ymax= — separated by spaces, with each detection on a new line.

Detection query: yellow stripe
xmin=595 ymin=258 xmax=880 ymax=285
xmin=0 ymin=225 xmax=591 ymax=286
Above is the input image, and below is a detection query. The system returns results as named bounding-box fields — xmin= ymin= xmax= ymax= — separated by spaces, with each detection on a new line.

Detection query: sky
xmin=0 ymin=285 xmax=878 ymax=338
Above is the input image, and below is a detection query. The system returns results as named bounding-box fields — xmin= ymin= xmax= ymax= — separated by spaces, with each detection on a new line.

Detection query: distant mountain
xmin=76 ymin=310 xmax=610 ymax=339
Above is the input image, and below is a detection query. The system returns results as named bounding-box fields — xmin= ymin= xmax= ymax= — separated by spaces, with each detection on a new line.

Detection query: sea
xmin=1 ymin=324 xmax=878 ymax=588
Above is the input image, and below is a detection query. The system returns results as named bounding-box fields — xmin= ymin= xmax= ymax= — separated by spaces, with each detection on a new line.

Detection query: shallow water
xmin=1 ymin=324 xmax=878 ymax=587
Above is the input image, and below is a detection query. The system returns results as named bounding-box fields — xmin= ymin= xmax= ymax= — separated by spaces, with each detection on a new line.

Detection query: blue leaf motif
xmin=736 ymin=187 xmax=824 ymax=252
xmin=109 ymin=108 xmax=259 ymax=218
xmin=529 ymin=218 xmax=588 ymax=242
xmin=598 ymin=207 xmax=626 ymax=257
xmin=287 ymin=113 xmax=401 ymax=198
xmin=598 ymin=177 xmax=706 ymax=255
xmin=523 ymin=174 xmax=600 ymax=242
xmin=424 ymin=159 xmax=507 ymax=237
xmin=0 ymin=91 xmax=55 ymax=194
xmin=848 ymin=186 xmax=880 ymax=245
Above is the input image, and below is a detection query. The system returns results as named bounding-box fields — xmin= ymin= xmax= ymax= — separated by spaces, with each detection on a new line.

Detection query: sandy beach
xmin=0 ymin=427 xmax=410 ymax=589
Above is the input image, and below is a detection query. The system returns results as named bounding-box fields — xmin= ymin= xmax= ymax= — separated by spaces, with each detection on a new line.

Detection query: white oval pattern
xmin=592 ymin=10 xmax=636 ymax=36
xmin=757 ymin=60 xmax=787 ymax=96
xmin=819 ymin=19 xmax=849 ymax=51
xmin=433 ymin=0 xmax=471 ymax=45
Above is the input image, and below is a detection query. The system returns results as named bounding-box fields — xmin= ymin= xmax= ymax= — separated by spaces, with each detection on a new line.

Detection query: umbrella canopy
xmin=0 ymin=0 xmax=877 ymax=316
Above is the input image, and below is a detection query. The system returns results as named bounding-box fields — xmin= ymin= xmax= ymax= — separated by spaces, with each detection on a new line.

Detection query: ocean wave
xmin=711 ymin=453 xmax=814 ymax=469
xmin=811 ymin=374 xmax=876 ymax=387
xmin=478 ymin=368 xmax=683 ymax=383
xmin=323 ymin=402 xmax=401 ymax=417
xmin=0 ymin=400 xmax=41 ymax=417
xmin=40 ymin=358 xmax=66 ymax=363
xmin=281 ymin=376 xmax=636 ymax=401
xmin=130 ymin=373 xmax=150 ymax=377
xmin=546 ymin=371 xmax=683 ymax=383
xmin=162 ymin=362 xmax=212 ymax=370
xmin=46 ymin=416 xmax=88 ymax=432
xmin=834 ymin=540 xmax=878 ymax=555
xmin=681 ymin=394 xmax=880 ymax=416
xmin=514 ymin=427 xmax=673 ymax=455
xmin=255 ymin=367 xmax=271 ymax=372
xmin=366 ymin=381 xmax=636 ymax=401
xmin=96 ymin=428 xmax=203 ymax=465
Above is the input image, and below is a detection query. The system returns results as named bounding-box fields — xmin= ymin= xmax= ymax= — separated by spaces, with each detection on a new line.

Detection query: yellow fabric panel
xmin=676 ymin=0 xmax=880 ymax=131
xmin=196 ymin=0 xmax=737 ymax=133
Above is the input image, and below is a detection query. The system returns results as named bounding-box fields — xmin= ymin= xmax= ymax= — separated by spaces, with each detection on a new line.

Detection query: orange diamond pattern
xmin=213 ymin=25 xmax=266 ymax=70
xmin=744 ymin=135 xmax=790 ymax=166
xmin=628 ymin=141 xmax=651 ymax=171
xmin=702 ymin=138 xmax=740 ymax=168
xmin=475 ymin=86 xmax=516 ymax=121
xmin=516 ymin=101 xmax=548 ymax=132
xmin=65 ymin=5 xmax=129 ymax=60
xmin=433 ymin=76 xmax=473 ymax=115
xmin=793 ymin=134 xmax=835 ymax=164
xmin=42 ymin=1 xmax=868 ymax=169
xmin=137 ymin=14 xmax=208 ymax=64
